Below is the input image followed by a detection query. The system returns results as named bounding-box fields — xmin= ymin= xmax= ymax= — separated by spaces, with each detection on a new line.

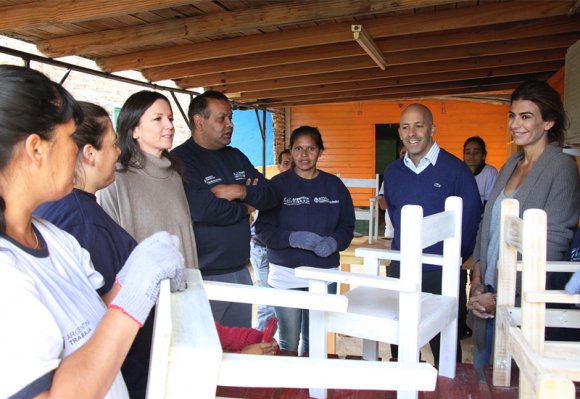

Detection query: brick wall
xmin=0 ymin=36 xmax=194 ymax=147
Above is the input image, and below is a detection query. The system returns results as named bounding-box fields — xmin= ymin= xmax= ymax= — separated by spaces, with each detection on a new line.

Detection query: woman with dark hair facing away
xmin=34 ymin=102 xmax=150 ymax=398
xmin=0 ymin=66 xmax=184 ymax=398
xmin=256 ymin=126 xmax=355 ymax=356
xmin=467 ymin=80 xmax=580 ymax=379
xmin=97 ymin=91 xmax=198 ymax=269
xmin=463 ymin=136 xmax=498 ymax=206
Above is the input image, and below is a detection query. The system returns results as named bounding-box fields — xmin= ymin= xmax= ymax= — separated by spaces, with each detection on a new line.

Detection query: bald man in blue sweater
xmin=383 ymin=103 xmax=482 ymax=366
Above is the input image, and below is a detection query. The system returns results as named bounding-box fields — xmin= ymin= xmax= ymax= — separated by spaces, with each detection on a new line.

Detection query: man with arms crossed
xmin=172 ymin=91 xmax=280 ymax=327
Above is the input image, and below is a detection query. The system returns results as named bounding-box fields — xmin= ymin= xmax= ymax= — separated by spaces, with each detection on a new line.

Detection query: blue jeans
xmin=203 ymin=267 xmax=253 ymax=328
xmin=275 ymin=283 xmax=337 ymax=356
xmin=249 ymin=241 xmax=276 ymax=330
xmin=473 ymin=318 xmax=495 ymax=382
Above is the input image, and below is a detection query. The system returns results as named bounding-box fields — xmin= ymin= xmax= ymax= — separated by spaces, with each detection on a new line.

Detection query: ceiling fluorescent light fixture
xmin=352 ymin=25 xmax=387 ymax=70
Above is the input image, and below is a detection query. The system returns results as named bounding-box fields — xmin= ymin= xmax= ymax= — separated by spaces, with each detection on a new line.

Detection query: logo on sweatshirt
xmin=283 ymin=196 xmax=310 ymax=205
xmin=433 ymin=182 xmax=442 ymax=188
xmin=204 ymin=175 xmax=222 ymax=185
xmin=233 ymin=171 xmax=246 ymax=181
xmin=314 ymin=196 xmax=339 ymax=204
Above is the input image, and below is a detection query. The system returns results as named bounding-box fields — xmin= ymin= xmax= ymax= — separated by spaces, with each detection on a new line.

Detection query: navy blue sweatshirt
xmin=383 ymin=149 xmax=482 ymax=271
xmin=171 ymin=138 xmax=280 ymax=275
xmin=256 ymin=168 xmax=355 ymax=269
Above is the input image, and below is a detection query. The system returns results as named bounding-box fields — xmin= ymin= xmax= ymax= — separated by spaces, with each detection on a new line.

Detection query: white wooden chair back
xmin=493 ymin=199 xmax=580 ymax=399
xmin=147 ymin=270 xmax=438 ymax=398
xmin=296 ymin=196 xmax=463 ymax=399
xmin=339 ymin=174 xmax=380 ymax=244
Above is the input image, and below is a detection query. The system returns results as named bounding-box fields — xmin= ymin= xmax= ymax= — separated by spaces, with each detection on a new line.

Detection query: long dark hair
xmin=510 ymin=80 xmax=567 ymax=146
xmin=116 ymin=91 xmax=180 ymax=173
xmin=0 ymin=65 xmax=82 ymax=233
xmin=74 ymin=102 xmax=111 ymax=187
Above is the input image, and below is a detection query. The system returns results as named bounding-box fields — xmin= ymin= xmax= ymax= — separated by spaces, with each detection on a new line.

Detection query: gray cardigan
xmin=473 ymin=142 xmax=580 ymax=276
xmin=470 ymin=142 xmax=580 ymax=349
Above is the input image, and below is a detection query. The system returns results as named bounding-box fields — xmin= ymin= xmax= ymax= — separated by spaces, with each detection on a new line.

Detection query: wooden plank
xmin=142 ymin=16 xmax=580 ymax=81
xmin=0 ymin=0 xmax=198 ymax=30
xmin=202 ymin=281 xmax=348 ymax=312
xmin=37 ymin=0 xmax=453 ymax=57
xmin=261 ymin=81 xmax=528 ymax=107
xmin=525 ymin=290 xmax=580 ymax=305
xmin=493 ymin=198 xmax=519 ymax=387
xmin=247 ymin=74 xmax=551 ymax=107
xmin=148 ymin=269 xmax=223 ymax=399
xmin=96 ymin=0 xmax=576 ymax=72
xmin=217 ymin=354 xmax=437 ymax=391
xmin=176 ymin=35 xmax=570 ymax=88
xmin=295 ymin=266 xmax=418 ymax=293
xmin=230 ymin=62 xmax=564 ymax=100
xmin=207 ymin=49 xmax=566 ymax=94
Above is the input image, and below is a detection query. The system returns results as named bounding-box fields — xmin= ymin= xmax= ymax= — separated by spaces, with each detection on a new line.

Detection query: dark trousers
xmin=387 ymin=262 xmax=462 ymax=366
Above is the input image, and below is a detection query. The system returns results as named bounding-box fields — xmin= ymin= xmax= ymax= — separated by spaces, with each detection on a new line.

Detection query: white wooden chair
xmin=339 ymin=174 xmax=381 ymax=244
xmin=492 ymin=199 xmax=580 ymax=399
xmin=296 ymin=196 xmax=463 ymax=399
xmin=147 ymin=269 xmax=438 ymax=398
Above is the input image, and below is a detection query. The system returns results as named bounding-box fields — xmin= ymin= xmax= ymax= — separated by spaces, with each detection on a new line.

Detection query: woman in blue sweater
xmin=256 ymin=125 xmax=355 ymax=356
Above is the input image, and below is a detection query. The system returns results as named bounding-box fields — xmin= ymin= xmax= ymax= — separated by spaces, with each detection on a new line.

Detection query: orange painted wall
xmin=290 ymin=99 xmax=510 ymax=205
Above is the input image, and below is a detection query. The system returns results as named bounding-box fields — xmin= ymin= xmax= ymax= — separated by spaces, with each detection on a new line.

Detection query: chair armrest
xmin=203 ymin=281 xmax=348 ymax=312
xmin=295 ymin=266 xmax=419 ymax=293
xmin=517 ymin=261 xmax=580 ymax=273
xmin=524 ymin=290 xmax=580 ymax=305
xmin=355 ymin=247 xmax=445 ymax=266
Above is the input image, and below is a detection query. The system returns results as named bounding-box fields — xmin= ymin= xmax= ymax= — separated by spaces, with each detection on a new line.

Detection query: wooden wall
xmin=290 ymin=99 xmax=510 ymax=206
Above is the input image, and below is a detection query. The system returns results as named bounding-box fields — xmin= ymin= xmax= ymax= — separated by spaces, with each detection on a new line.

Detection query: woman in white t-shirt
xmin=0 ymin=65 xmax=184 ymax=399
xmin=463 ymin=136 xmax=498 ymax=206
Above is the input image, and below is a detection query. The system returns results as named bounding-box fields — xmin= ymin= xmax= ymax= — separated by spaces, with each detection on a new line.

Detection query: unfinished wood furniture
xmin=492 ymin=199 xmax=580 ymax=399
xmin=339 ymin=174 xmax=381 ymax=244
xmin=147 ymin=269 xmax=437 ymax=399
xmin=296 ymin=196 xmax=463 ymax=399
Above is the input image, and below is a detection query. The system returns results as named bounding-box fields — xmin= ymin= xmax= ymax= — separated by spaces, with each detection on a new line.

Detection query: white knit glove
xmin=111 ymin=231 xmax=185 ymax=326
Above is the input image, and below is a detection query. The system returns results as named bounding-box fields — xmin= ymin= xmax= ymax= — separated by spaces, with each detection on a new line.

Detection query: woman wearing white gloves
xmin=0 ymin=65 xmax=184 ymax=399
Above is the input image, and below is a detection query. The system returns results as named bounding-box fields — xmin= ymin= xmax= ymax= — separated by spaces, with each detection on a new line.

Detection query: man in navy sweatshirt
xmin=171 ymin=91 xmax=280 ymax=328
xmin=383 ymin=103 xmax=482 ymax=365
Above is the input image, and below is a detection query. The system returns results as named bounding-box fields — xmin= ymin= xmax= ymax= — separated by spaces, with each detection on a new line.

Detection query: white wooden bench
xmin=147 ymin=269 xmax=437 ymax=398
xmin=493 ymin=199 xmax=580 ymax=399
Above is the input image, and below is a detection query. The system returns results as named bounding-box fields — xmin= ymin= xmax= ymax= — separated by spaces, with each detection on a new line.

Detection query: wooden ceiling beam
xmin=36 ymin=0 xmax=451 ymax=57
xmin=174 ymin=34 xmax=576 ymax=88
xmin=250 ymin=74 xmax=552 ymax=107
xmin=229 ymin=62 xmax=562 ymax=101
xmin=265 ymin=82 xmax=523 ymax=108
xmin=94 ymin=0 xmax=577 ymax=71
xmin=206 ymin=49 xmax=567 ymax=94
xmin=0 ymin=1 xmax=199 ymax=31
xmin=142 ymin=16 xmax=580 ymax=82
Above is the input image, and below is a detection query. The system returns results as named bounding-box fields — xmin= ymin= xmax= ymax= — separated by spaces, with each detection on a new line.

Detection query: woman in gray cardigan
xmin=467 ymin=80 xmax=580 ymax=378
